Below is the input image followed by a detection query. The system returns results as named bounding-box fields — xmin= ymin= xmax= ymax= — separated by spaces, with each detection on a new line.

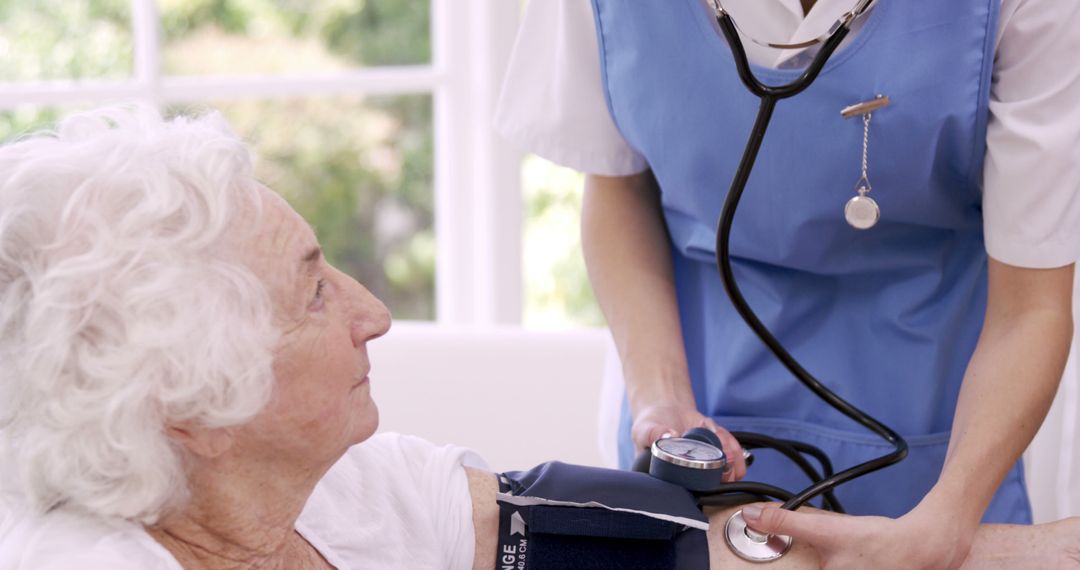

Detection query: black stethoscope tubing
xmin=702 ymin=4 xmax=908 ymax=513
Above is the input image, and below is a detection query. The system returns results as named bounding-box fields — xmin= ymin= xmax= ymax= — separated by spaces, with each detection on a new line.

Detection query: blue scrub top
xmin=592 ymin=0 xmax=1031 ymax=522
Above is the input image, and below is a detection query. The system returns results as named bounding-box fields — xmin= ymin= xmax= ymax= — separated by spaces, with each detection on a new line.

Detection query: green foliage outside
xmin=0 ymin=0 xmax=132 ymax=81
xmin=0 ymin=0 xmax=436 ymax=320
xmin=157 ymin=0 xmax=430 ymax=73
xmin=161 ymin=0 xmax=436 ymax=319
xmin=0 ymin=0 xmax=602 ymax=327
xmin=522 ymin=156 xmax=604 ymax=328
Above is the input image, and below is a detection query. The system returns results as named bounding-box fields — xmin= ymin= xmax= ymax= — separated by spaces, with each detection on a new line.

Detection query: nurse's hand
xmin=741 ymin=502 xmax=976 ymax=569
xmin=631 ymin=402 xmax=747 ymax=481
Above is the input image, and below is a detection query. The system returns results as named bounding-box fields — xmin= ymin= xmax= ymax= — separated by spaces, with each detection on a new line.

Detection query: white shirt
xmin=0 ymin=433 xmax=484 ymax=569
xmin=495 ymin=0 xmax=1080 ymax=268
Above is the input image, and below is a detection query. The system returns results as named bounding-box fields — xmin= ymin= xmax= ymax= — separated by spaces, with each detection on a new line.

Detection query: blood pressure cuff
xmin=495 ymin=462 xmax=709 ymax=569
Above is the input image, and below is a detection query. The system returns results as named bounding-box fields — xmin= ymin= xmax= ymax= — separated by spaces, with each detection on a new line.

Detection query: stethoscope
xmin=631 ymin=0 xmax=908 ymax=562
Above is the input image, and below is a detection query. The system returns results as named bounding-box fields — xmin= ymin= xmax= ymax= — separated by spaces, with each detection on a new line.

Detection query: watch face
xmin=655 ymin=437 xmax=724 ymax=463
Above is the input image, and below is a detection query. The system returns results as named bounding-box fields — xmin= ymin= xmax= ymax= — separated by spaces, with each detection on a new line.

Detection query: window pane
xmin=0 ymin=0 xmax=133 ymax=81
xmin=169 ymin=95 xmax=435 ymax=320
xmin=160 ymin=0 xmax=431 ymax=76
xmin=522 ymin=156 xmax=603 ymax=329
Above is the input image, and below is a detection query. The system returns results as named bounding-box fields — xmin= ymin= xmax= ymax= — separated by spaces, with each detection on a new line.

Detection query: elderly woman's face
xmin=229 ymin=185 xmax=391 ymax=464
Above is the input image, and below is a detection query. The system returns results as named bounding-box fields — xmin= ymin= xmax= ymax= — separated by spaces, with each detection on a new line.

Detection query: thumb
xmin=742 ymin=504 xmax=844 ymax=546
xmin=632 ymin=421 xmax=678 ymax=449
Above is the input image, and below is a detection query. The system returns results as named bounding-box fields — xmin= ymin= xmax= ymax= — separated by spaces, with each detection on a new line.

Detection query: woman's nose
xmin=350 ymin=286 xmax=391 ymax=348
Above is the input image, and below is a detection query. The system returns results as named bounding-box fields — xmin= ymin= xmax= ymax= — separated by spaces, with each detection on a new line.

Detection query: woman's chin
xmin=349 ymin=402 xmax=379 ymax=446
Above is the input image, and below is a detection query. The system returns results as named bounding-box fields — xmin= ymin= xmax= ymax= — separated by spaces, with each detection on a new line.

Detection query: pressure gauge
xmin=648 ymin=427 xmax=730 ymax=492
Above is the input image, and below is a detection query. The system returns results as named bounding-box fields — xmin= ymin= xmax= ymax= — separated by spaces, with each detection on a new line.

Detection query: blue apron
xmin=592 ymin=0 xmax=1031 ymax=522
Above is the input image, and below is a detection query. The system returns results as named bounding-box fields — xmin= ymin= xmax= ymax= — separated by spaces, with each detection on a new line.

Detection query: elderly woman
xmin=0 ymin=107 xmax=1076 ymax=569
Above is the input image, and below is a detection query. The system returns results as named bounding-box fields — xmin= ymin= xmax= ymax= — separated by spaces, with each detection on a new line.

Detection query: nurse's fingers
xmin=630 ymin=402 xmax=707 ymax=450
xmin=702 ymin=418 xmax=747 ymax=481
xmin=741 ymin=503 xmax=848 ymax=547
xmin=630 ymin=418 xmax=679 ymax=452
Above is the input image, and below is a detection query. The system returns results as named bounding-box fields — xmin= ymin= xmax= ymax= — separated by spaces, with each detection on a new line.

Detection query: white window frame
xmin=433 ymin=0 xmax=524 ymax=326
xmin=0 ymin=0 xmax=524 ymax=326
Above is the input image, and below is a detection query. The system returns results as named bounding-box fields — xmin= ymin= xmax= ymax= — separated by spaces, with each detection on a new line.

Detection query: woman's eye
xmin=309 ymin=278 xmax=327 ymax=310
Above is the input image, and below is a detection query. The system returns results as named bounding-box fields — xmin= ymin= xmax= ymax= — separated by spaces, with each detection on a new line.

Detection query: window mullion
xmin=469 ymin=0 xmax=523 ymax=325
xmin=132 ymin=0 xmax=161 ymax=106
xmin=432 ymin=0 xmax=522 ymax=326
xmin=158 ymin=69 xmax=439 ymax=103
xmin=432 ymin=0 xmax=473 ymax=325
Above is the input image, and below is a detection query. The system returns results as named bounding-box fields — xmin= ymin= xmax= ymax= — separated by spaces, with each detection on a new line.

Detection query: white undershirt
xmin=495 ymin=0 xmax=1080 ymax=268
xmin=0 ymin=433 xmax=484 ymax=570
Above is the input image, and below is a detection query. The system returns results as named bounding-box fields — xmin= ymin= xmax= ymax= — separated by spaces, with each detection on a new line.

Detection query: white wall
xmin=371 ymin=322 xmax=607 ymax=472
xmin=372 ymin=321 xmax=1079 ymax=524
xmin=1022 ymin=272 xmax=1080 ymax=524
xmin=1026 ymin=349 xmax=1080 ymax=524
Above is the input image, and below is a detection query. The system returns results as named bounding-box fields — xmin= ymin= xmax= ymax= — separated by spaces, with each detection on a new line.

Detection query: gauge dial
xmin=655 ymin=437 xmax=724 ymax=462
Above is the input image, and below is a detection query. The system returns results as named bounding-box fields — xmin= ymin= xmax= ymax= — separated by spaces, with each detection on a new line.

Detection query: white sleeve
xmin=983 ymin=0 xmax=1080 ymax=268
xmin=308 ymin=433 xmax=488 ymax=570
xmin=494 ymin=0 xmax=649 ymax=176
xmin=389 ymin=434 xmax=488 ymax=569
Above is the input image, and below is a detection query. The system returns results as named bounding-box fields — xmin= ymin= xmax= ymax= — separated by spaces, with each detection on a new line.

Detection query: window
xmin=522 ymin=155 xmax=603 ymax=328
xmin=0 ymin=0 xmax=600 ymax=328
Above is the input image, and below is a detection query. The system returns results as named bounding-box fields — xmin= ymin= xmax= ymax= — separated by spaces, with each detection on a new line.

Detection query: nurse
xmin=496 ymin=0 xmax=1080 ymax=566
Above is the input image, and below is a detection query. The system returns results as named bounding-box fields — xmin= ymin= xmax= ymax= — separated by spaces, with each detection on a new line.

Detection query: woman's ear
xmin=166 ymin=422 xmax=235 ymax=459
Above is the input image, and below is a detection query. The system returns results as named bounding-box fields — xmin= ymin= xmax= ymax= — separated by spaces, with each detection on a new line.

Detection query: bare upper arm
xmin=984 ymin=257 xmax=1073 ymax=323
xmin=465 ymin=467 xmax=498 ymax=570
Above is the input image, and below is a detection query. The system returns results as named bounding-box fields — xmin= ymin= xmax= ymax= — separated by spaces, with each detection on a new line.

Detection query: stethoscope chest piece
xmin=724 ymin=509 xmax=792 ymax=562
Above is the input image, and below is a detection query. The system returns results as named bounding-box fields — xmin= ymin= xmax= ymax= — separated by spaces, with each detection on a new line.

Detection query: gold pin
xmin=840 ymin=95 xmax=890 ymax=119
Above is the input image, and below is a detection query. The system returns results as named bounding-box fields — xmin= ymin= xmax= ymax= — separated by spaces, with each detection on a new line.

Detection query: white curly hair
xmin=0 ymin=105 xmax=279 ymax=524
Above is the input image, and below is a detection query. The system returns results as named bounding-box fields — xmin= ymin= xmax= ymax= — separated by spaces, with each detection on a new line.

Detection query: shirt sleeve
xmin=335 ymin=433 xmax=487 ymax=570
xmin=299 ymin=433 xmax=490 ymax=569
xmin=982 ymin=0 xmax=1080 ymax=268
xmin=494 ymin=0 xmax=649 ymax=176
xmin=390 ymin=434 xmax=488 ymax=570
